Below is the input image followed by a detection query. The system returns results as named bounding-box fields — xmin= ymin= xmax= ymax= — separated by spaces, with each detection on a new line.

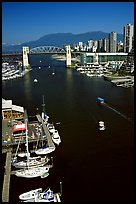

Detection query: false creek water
xmin=2 ymin=54 xmax=134 ymax=202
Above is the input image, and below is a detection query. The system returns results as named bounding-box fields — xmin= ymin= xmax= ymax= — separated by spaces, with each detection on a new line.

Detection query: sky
xmin=2 ymin=2 xmax=134 ymax=45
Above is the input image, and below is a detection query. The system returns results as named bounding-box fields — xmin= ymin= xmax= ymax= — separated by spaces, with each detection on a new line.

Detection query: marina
xmin=2 ymin=104 xmax=62 ymax=201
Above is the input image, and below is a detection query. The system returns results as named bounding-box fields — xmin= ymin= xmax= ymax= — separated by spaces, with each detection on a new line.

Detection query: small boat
xmin=14 ymin=166 xmax=50 ymax=178
xmin=34 ymin=79 xmax=38 ymax=82
xmin=97 ymin=97 xmax=104 ymax=104
xmin=52 ymin=130 xmax=61 ymax=145
xmin=19 ymin=187 xmax=54 ymax=202
xmin=19 ymin=188 xmax=42 ymax=200
xmin=35 ymin=146 xmax=55 ymax=155
xmin=98 ymin=121 xmax=106 ymax=131
xmin=18 ymin=152 xmax=30 ymax=158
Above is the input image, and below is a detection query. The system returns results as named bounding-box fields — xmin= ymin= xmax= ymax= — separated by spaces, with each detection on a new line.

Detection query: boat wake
xmin=104 ymin=103 xmax=133 ymax=124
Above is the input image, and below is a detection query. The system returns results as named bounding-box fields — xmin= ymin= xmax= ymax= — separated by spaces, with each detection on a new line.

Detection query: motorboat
xmin=52 ymin=130 xmax=61 ymax=145
xmin=19 ymin=187 xmax=54 ymax=202
xmin=34 ymin=79 xmax=38 ymax=82
xmin=14 ymin=166 xmax=50 ymax=178
xmin=19 ymin=188 xmax=42 ymax=200
xmin=35 ymin=146 xmax=55 ymax=155
xmin=98 ymin=121 xmax=106 ymax=130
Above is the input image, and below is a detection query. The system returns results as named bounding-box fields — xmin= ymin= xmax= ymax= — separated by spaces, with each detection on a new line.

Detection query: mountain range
xmin=2 ymin=31 xmax=123 ymax=52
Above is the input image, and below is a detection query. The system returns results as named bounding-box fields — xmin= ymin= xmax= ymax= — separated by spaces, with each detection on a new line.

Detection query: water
xmin=2 ymin=54 xmax=134 ymax=202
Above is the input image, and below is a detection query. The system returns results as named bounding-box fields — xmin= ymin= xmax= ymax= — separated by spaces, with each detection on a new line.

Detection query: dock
xmin=36 ymin=114 xmax=55 ymax=149
xmin=2 ymin=148 xmax=12 ymax=202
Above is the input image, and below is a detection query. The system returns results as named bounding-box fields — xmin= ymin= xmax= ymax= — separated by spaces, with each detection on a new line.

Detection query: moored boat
xmin=51 ymin=130 xmax=61 ymax=145
xmin=35 ymin=146 xmax=55 ymax=155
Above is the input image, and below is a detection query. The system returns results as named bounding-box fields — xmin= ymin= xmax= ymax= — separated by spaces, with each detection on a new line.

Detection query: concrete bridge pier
xmin=23 ymin=46 xmax=30 ymax=71
xmin=65 ymin=45 xmax=71 ymax=67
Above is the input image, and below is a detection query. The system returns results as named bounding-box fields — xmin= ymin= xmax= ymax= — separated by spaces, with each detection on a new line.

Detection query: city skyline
xmin=2 ymin=2 xmax=134 ymax=45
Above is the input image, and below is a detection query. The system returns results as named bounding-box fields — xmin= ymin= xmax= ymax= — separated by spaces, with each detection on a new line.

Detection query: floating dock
xmin=2 ymin=148 xmax=12 ymax=202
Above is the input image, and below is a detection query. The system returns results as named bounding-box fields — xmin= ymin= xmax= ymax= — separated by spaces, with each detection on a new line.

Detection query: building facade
xmin=124 ymin=24 xmax=134 ymax=53
xmin=80 ymin=53 xmax=128 ymax=65
xmin=2 ymin=98 xmax=24 ymax=120
xmin=109 ymin=32 xmax=117 ymax=53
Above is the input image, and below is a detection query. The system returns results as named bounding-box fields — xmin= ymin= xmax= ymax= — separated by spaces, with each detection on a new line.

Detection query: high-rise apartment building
xmin=103 ymin=38 xmax=109 ymax=52
xmin=124 ymin=24 xmax=134 ymax=53
xmin=109 ymin=32 xmax=117 ymax=53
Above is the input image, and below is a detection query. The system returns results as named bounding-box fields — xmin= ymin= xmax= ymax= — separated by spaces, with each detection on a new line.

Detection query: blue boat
xmin=97 ymin=97 xmax=104 ymax=104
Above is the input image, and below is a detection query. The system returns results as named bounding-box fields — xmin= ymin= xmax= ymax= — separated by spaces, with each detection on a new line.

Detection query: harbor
xmin=2 ymin=106 xmax=62 ymax=202
xmin=2 ymin=54 xmax=134 ymax=202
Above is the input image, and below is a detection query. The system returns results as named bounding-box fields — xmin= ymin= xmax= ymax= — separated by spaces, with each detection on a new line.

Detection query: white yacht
xmin=98 ymin=121 xmax=106 ymax=131
xmin=52 ymin=130 xmax=61 ymax=145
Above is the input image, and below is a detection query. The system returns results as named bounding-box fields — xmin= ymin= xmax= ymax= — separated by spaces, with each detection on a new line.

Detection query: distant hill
xmin=2 ymin=31 xmax=123 ymax=52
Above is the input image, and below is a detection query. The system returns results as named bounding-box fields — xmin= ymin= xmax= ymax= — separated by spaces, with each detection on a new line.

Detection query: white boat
xmin=14 ymin=166 xmax=50 ymax=178
xmin=52 ymin=130 xmax=61 ymax=145
xmin=19 ymin=187 xmax=54 ymax=202
xmin=47 ymin=123 xmax=56 ymax=134
xmin=18 ymin=152 xmax=30 ymax=158
xmin=19 ymin=188 xmax=42 ymax=200
xmin=12 ymin=156 xmax=50 ymax=169
xmin=98 ymin=121 xmax=106 ymax=130
xmin=35 ymin=146 xmax=55 ymax=155
xmin=34 ymin=79 xmax=38 ymax=82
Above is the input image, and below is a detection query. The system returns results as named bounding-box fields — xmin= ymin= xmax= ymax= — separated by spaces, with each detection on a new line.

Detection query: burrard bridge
xmin=2 ymin=45 xmax=78 ymax=67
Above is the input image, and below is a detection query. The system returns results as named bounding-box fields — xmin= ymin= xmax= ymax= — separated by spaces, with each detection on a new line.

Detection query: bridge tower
xmin=65 ymin=45 xmax=71 ymax=67
xmin=23 ymin=46 xmax=30 ymax=71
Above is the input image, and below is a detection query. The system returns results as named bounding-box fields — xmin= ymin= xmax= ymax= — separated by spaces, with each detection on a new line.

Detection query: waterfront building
xmin=97 ymin=39 xmax=103 ymax=52
xmin=123 ymin=24 xmax=134 ymax=53
xmin=103 ymin=38 xmax=109 ymax=52
xmin=80 ymin=52 xmax=128 ymax=66
xmin=117 ymin=41 xmax=124 ymax=52
xmin=2 ymin=98 xmax=24 ymax=120
xmin=109 ymin=32 xmax=117 ymax=53
xmin=87 ymin=40 xmax=94 ymax=51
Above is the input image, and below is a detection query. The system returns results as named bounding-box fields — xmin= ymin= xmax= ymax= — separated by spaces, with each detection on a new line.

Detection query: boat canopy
xmin=97 ymin=97 xmax=104 ymax=103
xmin=13 ymin=121 xmax=26 ymax=133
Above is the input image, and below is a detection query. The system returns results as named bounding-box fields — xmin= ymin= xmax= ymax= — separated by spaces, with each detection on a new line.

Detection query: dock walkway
xmin=2 ymin=148 xmax=12 ymax=202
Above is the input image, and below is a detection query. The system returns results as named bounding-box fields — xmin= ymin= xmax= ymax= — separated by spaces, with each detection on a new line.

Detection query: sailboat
xmin=41 ymin=95 xmax=49 ymax=123
xmin=12 ymin=155 xmax=50 ymax=169
xmin=14 ymin=119 xmax=50 ymax=178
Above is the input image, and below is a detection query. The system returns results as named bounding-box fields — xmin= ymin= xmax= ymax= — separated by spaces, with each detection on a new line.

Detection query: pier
xmin=2 ymin=148 xmax=12 ymax=202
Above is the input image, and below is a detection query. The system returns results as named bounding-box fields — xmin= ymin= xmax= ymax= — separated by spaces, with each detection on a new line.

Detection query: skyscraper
xmin=124 ymin=24 xmax=134 ymax=53
xmin=109 ymin=32 xmax=117 ymax=53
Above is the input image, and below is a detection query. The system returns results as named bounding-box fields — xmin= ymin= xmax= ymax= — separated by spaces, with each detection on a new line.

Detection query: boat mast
xmin=42 ymin=95 xmax=45 ymax=113
xmin=25 ymin=119 xmax=29 ymax=169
